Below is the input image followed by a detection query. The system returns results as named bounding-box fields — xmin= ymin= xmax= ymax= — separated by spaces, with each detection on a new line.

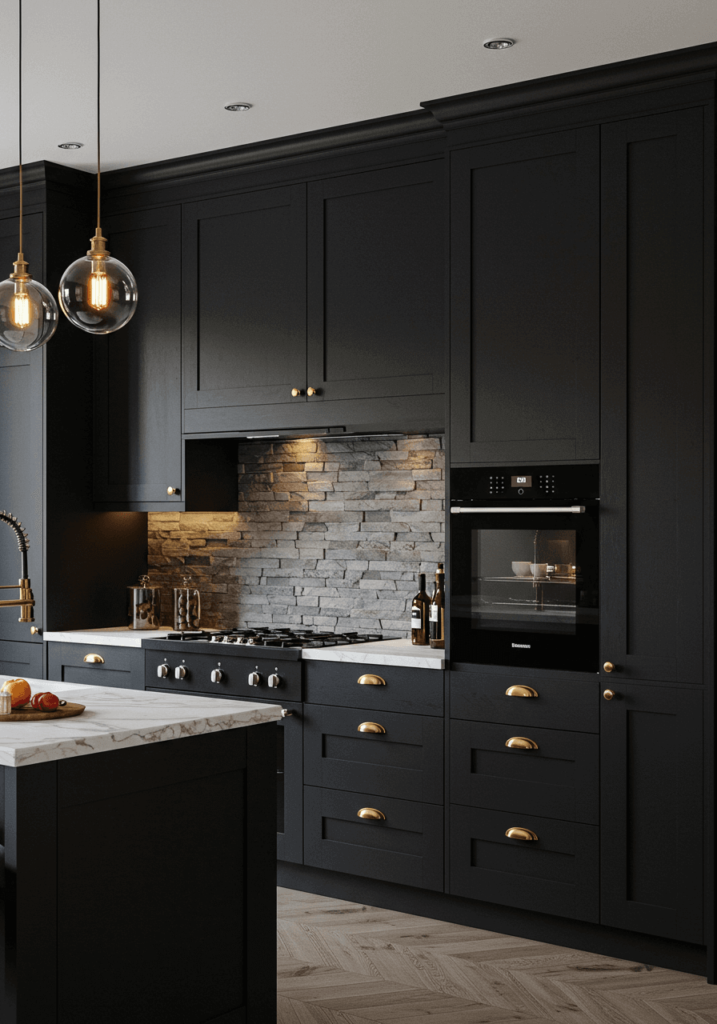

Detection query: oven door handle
xmin=450 ymin=506 xmax=586 ymax=514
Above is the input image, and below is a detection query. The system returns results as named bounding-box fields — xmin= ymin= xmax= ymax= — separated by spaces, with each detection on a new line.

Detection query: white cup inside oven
xmin=530 ymin=563 xmax=548 ymax=578
xmin=511 ymin=561 xmax=532 ymax=576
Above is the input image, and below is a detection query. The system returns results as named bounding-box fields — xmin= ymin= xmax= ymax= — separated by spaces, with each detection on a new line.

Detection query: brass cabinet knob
xmin=30 ymin=626 xmax=40 ymax=635
xmin=358 ymin=674 xmax=386 ymax=686
xmin=291 ymin=388 xmax=303 ymax=397
xmin=603 ymin=661 xmax=616 ymax=673
xmin=603 ymin=689 xmax=616 ymax=701
xmin=357 ymin=807 xmax=386 ymax=821
xmin=167 ymin=486 xmax=179 ymax=496
xmin=505 ymin=736 xmax=539 ymax=750
xmin=505 ymin=685 xmax=539 ymax=698
xmin=83 ymin=653 xmax=105 ymax=664
xmin=357 ymin=722 xmax=386 ymax=734
xmin=505 ymin=827 xmax=539 ymax=841
xmin=307 ymin=386 xmax=318 ymax=396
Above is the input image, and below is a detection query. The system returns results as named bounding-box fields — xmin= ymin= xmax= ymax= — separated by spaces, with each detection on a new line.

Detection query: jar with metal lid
xmin=173 ymin=576 xmax=201 ymax=631
xmin=127 ymin=575 xmax=162 ymax=630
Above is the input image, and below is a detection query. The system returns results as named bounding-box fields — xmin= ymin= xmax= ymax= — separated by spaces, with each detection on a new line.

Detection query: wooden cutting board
xmin=0 ymin=701 xmax=86 ymax=722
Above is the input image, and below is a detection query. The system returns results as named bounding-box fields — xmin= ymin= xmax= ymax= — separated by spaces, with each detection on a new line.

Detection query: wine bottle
xmin=410 ymin=573 xmax=430 ymax=646
xmin=429 ymin=562 xmax=445 ymax=649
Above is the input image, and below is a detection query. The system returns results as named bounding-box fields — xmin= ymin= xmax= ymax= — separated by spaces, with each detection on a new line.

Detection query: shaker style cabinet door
xmin=600 ymin=684 xmax=703 ymax=943
xmin=182 ymin=185 xmax=307 ymax=420
xmin=450 ymin=128 xmax=599 ymax=465
xmin=600 ymin=108 xmax=706 ymax=686
xmin=307 ymin=160 xmax=445 ymax=404
xmin=93 ymin=206 xmax=183 ymax=507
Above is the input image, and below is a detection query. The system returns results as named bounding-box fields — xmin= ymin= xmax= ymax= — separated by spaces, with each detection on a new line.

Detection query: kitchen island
xmin=0 ymin=678 xmax=282 ymax=1024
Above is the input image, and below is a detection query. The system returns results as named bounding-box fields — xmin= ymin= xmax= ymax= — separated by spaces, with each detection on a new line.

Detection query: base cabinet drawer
xmin=450 ymin=806 xmax=599 ymax=922
xmin=0 ymin=639 xmax=43 ymax=679
xmin=450 ymin=720 xmax=598 ymax=823
xmin=450 ymin=671 xmax=598 ymax=733
xmin=47 ymin=642 xmax=144 ymax=690
xmin=305 ymin=661 xmax=443 ymax=716
xmin=304 ymin=704 xmax=443 ymax=804
xmin=304 ymin=786 xmax=443 ymax=891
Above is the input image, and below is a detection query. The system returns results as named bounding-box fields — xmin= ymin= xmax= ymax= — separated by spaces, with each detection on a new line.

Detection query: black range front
xmin=449 ymin=465 xmax=599 ymax=673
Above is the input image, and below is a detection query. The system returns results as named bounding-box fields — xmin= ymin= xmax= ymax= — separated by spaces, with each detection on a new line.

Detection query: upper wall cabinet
xmin=449 ymin=128 xmax=600 ymax=465
xmin=182 ymin=185 xmax=307 ymax=419
xmin=600 ymin=107 xmax=707 ymax=687
xmin=307 ymin=160 xmax=445 ymax=404
xmin=93 ymin=206 xmax=183 ymax=508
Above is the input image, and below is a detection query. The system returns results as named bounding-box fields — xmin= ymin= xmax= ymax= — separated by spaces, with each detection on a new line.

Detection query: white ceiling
xmin=1 ymin=0 xmax=717 ymax=174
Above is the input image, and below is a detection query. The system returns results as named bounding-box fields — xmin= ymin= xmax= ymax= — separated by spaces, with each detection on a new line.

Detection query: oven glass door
xmin=450 ymin=507 xmax=598 ymax=672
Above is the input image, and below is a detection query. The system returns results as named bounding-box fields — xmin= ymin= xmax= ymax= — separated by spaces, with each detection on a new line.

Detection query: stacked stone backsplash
xmin=147 ymin=434 xmax=445 ymax=637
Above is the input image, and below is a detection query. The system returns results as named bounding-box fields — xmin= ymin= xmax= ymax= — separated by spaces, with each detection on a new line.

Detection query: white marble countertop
xmin=302 ymin=638 xmax=445 ymax=669
xmin=43 ymin=626 xmax=173 ymax=647
xmin=0 ymin=677 xmax=282 ymax=768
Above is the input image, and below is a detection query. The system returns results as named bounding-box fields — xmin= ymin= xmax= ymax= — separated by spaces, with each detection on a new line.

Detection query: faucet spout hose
xmin=0 ymin=510 xmax=30 ymax=579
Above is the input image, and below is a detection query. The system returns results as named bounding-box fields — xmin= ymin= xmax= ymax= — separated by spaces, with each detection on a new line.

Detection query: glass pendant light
xmin=59 ymin=0 xmax=137 ymax=334
xmin=0 ymin=0 xmax=59 ymax=353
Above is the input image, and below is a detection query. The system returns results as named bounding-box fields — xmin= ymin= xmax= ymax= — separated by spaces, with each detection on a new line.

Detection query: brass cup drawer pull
xmin=505 ymin=685 xmax=538 ymax=698
xmin=357 ymin=807 xmax=386 ymax=821
xmin=83 ymin=653 xmax=105 ymax=664
xmin=358 ymin=674 xmax=386 ymax=686
xmin=505 ymin=827 xmax=538 ymax=841
xmin=505 ymin=736 xmax=538 ymax=750
xmin=357 ymin=722 xmax=386 ymax=734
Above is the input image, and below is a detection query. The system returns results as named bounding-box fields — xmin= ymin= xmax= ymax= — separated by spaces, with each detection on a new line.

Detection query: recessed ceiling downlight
xmin=484 ymin=38 xmax=515 ymax=50
xmin=225 ymin=102 xmax=253 ymax=112
xmin=58 ymin=142 xmax=84 ymax=149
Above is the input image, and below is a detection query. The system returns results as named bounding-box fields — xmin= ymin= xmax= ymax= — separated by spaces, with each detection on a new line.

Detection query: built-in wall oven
xmin=449 ymin=465 xmax=599 ymax=672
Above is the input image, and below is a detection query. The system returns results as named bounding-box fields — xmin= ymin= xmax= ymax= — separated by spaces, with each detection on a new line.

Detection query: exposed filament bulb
xmin=10 ymin=285 xmax=32 ymax=329
xmin=88 ymin=261 xmax=110 ymax=311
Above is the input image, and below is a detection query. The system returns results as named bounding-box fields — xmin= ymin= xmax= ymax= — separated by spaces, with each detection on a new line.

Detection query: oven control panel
xmin=452 ymin=464 xmax=599 ymax=502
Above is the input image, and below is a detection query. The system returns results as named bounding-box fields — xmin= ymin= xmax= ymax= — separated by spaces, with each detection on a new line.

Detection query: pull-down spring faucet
xmin=0 ymin=510 xmax=34 ymax=623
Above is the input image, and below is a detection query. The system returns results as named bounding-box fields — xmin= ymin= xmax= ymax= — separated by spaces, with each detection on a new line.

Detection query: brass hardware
xmin=291 ymin=388 xmax=303 ymax=397
xmin=167 ymin=486 xmax=179 ymax=496
xmin=0 ymin=512 xmax=35 ymax=622
xmin=281 ymin=709 xmax=293 ymax=718
xmin=30 ymin=626 xmax=40 ymax=635
xmin=505 ymin=736 xmax=539 ymax=750
xmin=358 ymin=674 xmax=386 ymax=686
xmin=603 ymin=661 xmax=615 ymax=673
xmin=357 ymin=722 xmax=386 ymax=734
xmin=603 ymin=689 xmax=616 ymax=701
xmin=505 ymin=685 xmax=539 ymax=698
xmin=357 ymin=807 xmax=386 ymax=821
xmin=83 ymin=653 xmax=105 ymax=664
xmin=307 ymin=386 xmax=318 ymax=396
xmin=505 ymin=827 xmax=539 ymax=841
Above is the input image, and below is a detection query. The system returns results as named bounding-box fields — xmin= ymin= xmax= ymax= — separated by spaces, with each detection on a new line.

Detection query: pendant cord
xmin=96 ymin=0 xmax=101 ymax=235
xmin=18 ymin=0 xmax=22 ymax=257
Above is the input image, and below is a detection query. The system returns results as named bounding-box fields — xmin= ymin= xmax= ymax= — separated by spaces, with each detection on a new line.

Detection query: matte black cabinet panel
xmin=600 ymin=108 xmax=706 ymax=686
xmin=450 ymin=806 xmax=599 ymax=922
xmin=449 ymin=671 xmax=599 ymax=733
xmin=601 ymin=684 xmax=703 ymax=943
xmin=304 ymin=785 xmax=443 ymax=891
xmin=0 ymin=639 xmax=44 ymax=679
xmin=307 ymin=161 xmax=444 ymax=403
xmin=183 ymin=185 xmax=307 ymax=419
xmin=93 ymin=206 xmax=183 ymax=507
xmin=450 ymin=720 xmax=599 ymax=824
xmin=450 ymin=128 xmax=599 ymax=464
xmin=304 ymin=703 xmax=443 ymax=804
xmin=304 ymin=661 xmax=444 ymax=716
xmin=48 ymin=642 xmax=145 ymax=690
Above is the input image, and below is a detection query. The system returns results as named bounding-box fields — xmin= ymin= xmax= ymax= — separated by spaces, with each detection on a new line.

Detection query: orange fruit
xmin=1 ymin=677 xmax=32 ymax=708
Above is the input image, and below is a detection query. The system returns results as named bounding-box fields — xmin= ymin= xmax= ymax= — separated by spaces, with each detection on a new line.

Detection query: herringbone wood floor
xmin=277 ymin=887 xmax=717 ymax=1024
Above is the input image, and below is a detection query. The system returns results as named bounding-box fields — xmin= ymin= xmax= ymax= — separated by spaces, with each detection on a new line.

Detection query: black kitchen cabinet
xmin=182 ymin=184 xmax=307 ymax=430
xmin=306 ymin=160 xmax=445 ymax=404
xmin=600 ymin=684 xmax=703 ymax=944
xmin=449 ymin=128 xmax=600 ymax=465
xmin=0 ymin=639 xmax=44 ymax=679
xmin=600 ymin=107 xmax=707 ymax=686
xmin=93 ymin=206 xmax=183 ymax=508
xmin=47 ymin=641 xmax=145 ymax=690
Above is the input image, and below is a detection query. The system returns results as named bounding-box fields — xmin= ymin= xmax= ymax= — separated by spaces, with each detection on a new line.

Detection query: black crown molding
xmin=421 ymin=41 xmax=717 ymax=127
xmin=0 ymin=160 xmax=93 ymax=195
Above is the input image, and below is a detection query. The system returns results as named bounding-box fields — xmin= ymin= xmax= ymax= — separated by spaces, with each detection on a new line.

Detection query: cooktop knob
xmin=248 ymin=671 xmax=261 ymax=687
xmin=174 ymin=665 xmax=187 ymax=680
xmin=268 ymin=673 xmax=281 ymax=688
xmin=211 ymin=668 xmax=223 ymax=684
xmin=156 ymin=663 xmax=169 ymax=678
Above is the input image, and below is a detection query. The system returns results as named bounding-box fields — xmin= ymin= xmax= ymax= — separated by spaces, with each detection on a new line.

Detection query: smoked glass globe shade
xmin=0 ymin=275 xmax=59 ymax=352
xmin=59 ymin=254 xmax=138 ymax=334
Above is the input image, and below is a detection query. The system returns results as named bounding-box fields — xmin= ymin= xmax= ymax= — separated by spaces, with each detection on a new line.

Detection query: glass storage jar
xmin=127 ymin=575 xmax=162 ymax=630
xmin=173 ymin=576 xmax=201 ymax=631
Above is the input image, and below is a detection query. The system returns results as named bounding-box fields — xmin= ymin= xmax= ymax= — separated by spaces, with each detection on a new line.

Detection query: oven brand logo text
xmin=512 ymin=643 xmax=531 ymax=649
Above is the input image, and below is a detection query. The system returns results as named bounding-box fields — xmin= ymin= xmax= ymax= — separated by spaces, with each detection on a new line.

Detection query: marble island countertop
xmin=0 ymin=677 xmax=282 ymax=768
